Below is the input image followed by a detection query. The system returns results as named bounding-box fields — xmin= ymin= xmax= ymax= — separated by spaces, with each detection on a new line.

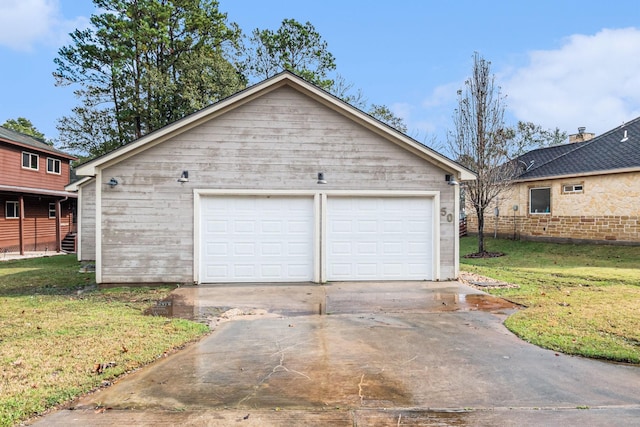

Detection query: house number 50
xmin=441 ymin=208 xmax=454 ymax=223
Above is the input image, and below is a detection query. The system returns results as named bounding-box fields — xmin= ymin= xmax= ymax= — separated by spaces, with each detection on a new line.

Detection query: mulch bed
xmin=463 ymin=252 xmax=505 ymax=259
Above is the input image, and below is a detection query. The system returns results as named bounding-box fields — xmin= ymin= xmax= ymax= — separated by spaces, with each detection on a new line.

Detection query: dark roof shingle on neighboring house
xmin=0 ymin=126 xmax=76 ymax=160
xmin=514 ymin=116 xmax=640 ymax=180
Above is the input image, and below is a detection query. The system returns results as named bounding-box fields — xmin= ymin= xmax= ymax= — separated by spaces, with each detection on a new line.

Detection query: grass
xmin=0 ymin=255 xmax=209 ymax=427
xmin=460 ymin=236 xmax=640 ymax=363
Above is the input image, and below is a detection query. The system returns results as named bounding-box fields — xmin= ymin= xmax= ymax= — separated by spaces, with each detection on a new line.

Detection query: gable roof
xmin=514 ymin=116 xmax=640 ymax=181
xmin=74 ymin=71 xmax=475 ymax=181
xmin=0 ymin=126 xmax=77 ymax=160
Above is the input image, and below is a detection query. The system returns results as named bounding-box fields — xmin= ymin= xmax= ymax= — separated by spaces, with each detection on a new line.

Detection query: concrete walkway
xmin=0 ymin=251 xmax=67 ymax=261
xmin=31 ymin=281 xmax=640 ymax=426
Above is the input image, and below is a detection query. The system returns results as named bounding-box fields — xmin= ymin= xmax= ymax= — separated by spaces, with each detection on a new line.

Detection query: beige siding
xmin=79 ymin=180 xmax=96 ymax=261
xmin=99 ymin=86 xmax=458 ymax=283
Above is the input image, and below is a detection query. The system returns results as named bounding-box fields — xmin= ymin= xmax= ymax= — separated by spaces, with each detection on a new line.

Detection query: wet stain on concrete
xmin=145 ymin=288 xmax=519 ymax=322
xmin=356 ymin=409 xmax=471 ymax=426
xmin=443 ymin=294 xmax=521 ymax=314
xmin=143 ymin=294 xmax=229 ymax=323
xmin=144 ymin=294 xmax=197 ymax=320
xmin=357 ymin=372 xmax=413 ymax=408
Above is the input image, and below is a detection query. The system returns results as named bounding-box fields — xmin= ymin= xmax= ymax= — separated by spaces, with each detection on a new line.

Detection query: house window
xmin=47 ymin=158 xmax=61 ymax=174
xmin=49 ymin=203 xmax=57 ymax=219
xmin=562 ymin=184 xmax=583 ymax=194
xmin=6 ymin=201 xmax=19 ymax=219
xmin=22 ymin=152 xmax=39 ymax=170
xmin=530 ymin=187 xmax=551 ymax=214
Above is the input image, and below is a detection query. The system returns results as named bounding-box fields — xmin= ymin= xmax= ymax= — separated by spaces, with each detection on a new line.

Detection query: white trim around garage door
xmin=193 ymin=189 xmax=440 ymax=284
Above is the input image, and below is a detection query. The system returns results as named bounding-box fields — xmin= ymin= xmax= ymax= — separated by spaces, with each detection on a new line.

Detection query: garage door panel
xmin=206 ymin=220 xmax=227 ymax=233
xmin=261 ymin=265 xmax=282 ymax=277
xmin=288 ymin=242 xmax=309 ymax=256
xmin=288 ymin=220 xmax=311 ymax=233
xmin=383 ymin=242 xmax=402 ymax=254
xmin=235 ymin=265 xmax=256 ymax=278
xmin=408 ymin=241 xmax=429 ymax=255
xmin=261 ymin=242 xmax=282 ymax=255
xmin=206 ymin=265 xmax=228 ymax=278
xmin=261 ymin=221 xmax=282 ymax=233
xmin=384 ymin=264 xmax=402 ymax=275
xmin=326 ymin=197 xmax=433 ymax=281
xmin=200 ymin=196 xmax=314 ymax=283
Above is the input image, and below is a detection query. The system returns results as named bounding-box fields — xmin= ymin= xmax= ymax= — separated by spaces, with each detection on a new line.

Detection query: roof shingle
xmin=0 ymin=126 xmax=76 ymax=160
xmin=515 ymin=116 xmax=640 ymax=180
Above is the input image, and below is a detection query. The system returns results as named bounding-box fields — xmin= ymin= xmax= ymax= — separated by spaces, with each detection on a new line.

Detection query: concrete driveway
xmin=33 ymin=281 xmax=640 ymax=426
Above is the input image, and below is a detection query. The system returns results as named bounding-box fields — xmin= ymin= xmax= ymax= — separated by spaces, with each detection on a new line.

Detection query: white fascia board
xmin=65 ymin=176 xmax=93 ymax=192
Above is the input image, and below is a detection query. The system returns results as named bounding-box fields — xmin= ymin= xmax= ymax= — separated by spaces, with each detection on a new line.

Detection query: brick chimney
xmin=569 ymin=127 xmax=595 ymax=143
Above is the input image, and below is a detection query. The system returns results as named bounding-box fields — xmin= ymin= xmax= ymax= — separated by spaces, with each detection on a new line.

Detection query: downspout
xmin=19 ymin=196 xmax=24 ymax=255
xmin=56 ymin=197 xmax=68 ymax=253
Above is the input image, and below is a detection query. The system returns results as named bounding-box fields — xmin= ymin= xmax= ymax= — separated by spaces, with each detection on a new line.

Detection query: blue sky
xmin=1 ymin=0 xmax=639 ymax=150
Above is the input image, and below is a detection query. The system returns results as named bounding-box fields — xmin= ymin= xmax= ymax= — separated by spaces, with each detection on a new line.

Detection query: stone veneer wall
xmin=466 ymin=213 xmax=640 ymax=244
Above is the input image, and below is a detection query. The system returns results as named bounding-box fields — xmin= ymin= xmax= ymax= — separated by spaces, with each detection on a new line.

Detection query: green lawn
xmin=0 ymin=255 xmax=209 ymax=427
xmin=460 ymin=236 xmax=640 ymax=363
xmin=2 ymin=243 xmax=639 ymax=425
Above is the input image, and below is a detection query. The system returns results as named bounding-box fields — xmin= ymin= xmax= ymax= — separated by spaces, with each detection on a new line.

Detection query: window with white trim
xmin=6 ymin=201 xmax=19 ymax=219
xmin=47 ymin=158 xmax=61 ymax=174
xmin=49 ymin=203 xmax=57 ymax=219
xmin=22 ymin=152 xmax=39 ymax=170
xmin=562 ymin=184 xmax=583 ymax=194
xmin=530 ymin=187 xmax=551 ymax=214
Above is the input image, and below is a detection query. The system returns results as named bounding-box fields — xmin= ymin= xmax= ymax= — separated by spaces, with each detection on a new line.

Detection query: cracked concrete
xmin=31 ymin=281 xmax=640 ymax=426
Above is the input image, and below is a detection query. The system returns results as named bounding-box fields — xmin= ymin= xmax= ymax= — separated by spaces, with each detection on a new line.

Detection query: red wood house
xmin=0 ymin=126 xmax=77 ymax=255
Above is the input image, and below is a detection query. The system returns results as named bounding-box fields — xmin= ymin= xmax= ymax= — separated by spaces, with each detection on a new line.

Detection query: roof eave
xmin=513 ymin=166 xmax=640 ymax=183
xmin=0 ymin=184 xmax=78 ymax=198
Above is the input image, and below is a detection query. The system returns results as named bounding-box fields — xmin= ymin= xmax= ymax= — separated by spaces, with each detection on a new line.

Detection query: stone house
xmin=467 ymin=117 xmax=640 ymax=244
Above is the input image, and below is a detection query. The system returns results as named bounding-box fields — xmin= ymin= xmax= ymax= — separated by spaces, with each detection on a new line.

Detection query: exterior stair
xmin=61 ymin=233 xmax=77 ymax=253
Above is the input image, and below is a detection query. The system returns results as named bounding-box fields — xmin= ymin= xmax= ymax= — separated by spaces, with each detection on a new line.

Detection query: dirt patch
xmin=459 ymin=272 xmax=520 ymax=290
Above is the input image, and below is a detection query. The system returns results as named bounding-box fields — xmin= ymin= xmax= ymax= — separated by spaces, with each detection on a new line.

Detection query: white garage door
xmin=326 ymin=197 xmax=433 ymax=281
xmin=200 ymin=196 xmax=315 ymax=283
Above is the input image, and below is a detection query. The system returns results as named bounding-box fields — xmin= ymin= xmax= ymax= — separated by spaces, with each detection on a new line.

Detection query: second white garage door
xmin=325 ymin=197 xmax=434 ymax=281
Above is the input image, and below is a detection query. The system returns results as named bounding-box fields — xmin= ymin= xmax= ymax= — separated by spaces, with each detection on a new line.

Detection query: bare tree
xmin=449 ymin=53 xmax=516 ymax=255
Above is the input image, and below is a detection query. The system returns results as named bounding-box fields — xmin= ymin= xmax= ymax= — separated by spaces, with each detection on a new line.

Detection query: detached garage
xmin=70 ymin=72 xmax=474 ymax=285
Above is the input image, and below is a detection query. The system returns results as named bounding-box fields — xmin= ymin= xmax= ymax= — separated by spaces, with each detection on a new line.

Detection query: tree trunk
xmin=477 ymin=208 xmax=485 ymax=254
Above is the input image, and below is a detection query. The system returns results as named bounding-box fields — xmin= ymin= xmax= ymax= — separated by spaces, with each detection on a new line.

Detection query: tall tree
xmin=243 ymin=22 xmax=408 ymax=132
xmin=449 ymin=53 xmax=516 ymax=255
xmin=2 ymin=117 xmax=49 ymax=144
xmin=367 ymin=104 xmax=408 ymax=133
xmin=242 ymin=18 xmax=336 ymax=89
xmin=54 ymin=0 xmax=245 ymax=158
xmin=511 ymin=121 xmax=567 ymax=155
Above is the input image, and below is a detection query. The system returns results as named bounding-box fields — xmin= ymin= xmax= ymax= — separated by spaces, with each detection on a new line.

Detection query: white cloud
xmin=502 ymin=28 xmax=640 ymax=136
xmin=390 ymin=102 xmax=412 ymax=122
xmin=422 ymin=81 xmax=460 ymax=109
xmin=0 ymin=0 xmax=88 ymax=51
